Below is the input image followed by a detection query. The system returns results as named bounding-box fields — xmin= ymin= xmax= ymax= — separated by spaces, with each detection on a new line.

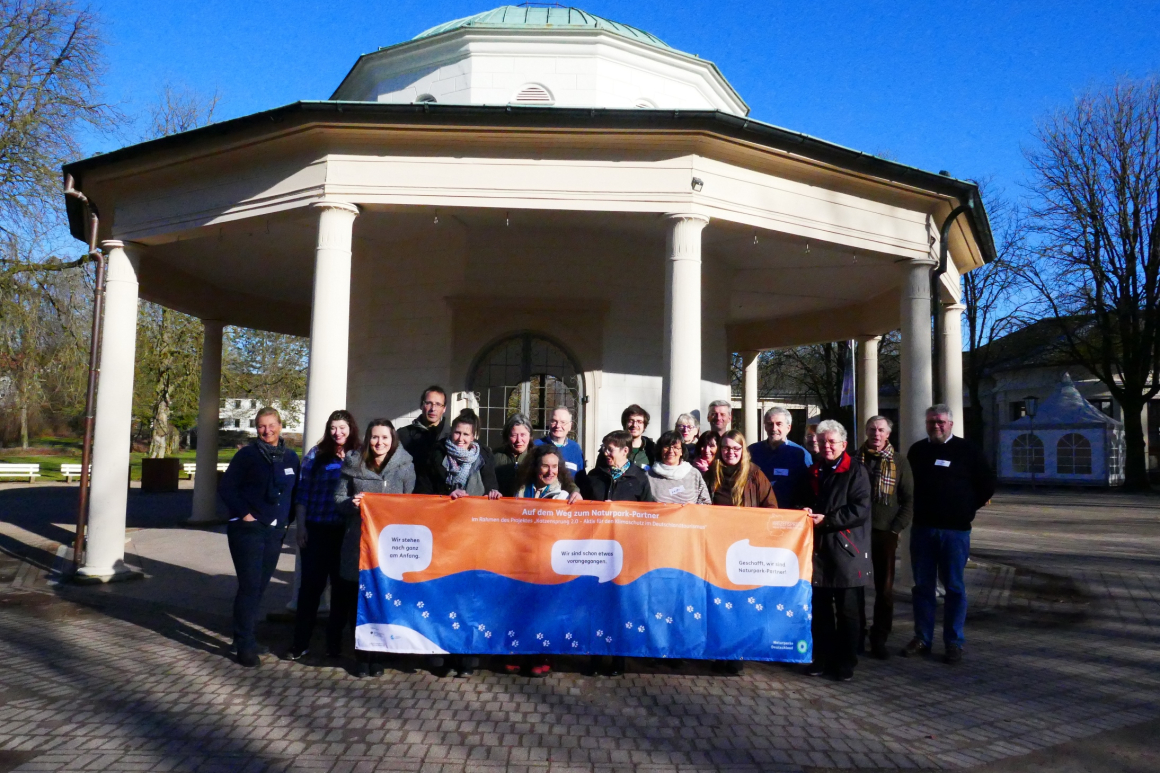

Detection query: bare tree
xmin=0 ymin=0 xmax=108 ymax=232
xmin=222 ymin=328 xmax=309 ymax=429
xmin=1023 ymin=77 xmax=1160 ymax=489
xmin=961 ymin=182 xmax=1032 ymax=444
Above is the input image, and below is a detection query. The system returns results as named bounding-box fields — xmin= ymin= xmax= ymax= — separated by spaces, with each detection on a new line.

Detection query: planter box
xmin=141 ymin=457 xmax=181 ymax=492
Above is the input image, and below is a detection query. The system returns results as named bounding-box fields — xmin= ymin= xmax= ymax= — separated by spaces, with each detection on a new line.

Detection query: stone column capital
xmin=943 ymin=302 xmax=967 ymax=313
xmin=894 ymin=256 xmax=938 ymax=269
xmin=663 ymin=212 xmax=710 ymax=225
xmin=856 ymin=334 xmax=883 ymax=344
xmin=311 ymin=199 xmax=360 ymax=217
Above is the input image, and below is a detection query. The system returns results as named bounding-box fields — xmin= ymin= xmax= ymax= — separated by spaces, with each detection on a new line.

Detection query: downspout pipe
xmin=931 ymin=203 xmax=971 ymax=405
xmin=63 ymin=174 xmax=105 ymax=573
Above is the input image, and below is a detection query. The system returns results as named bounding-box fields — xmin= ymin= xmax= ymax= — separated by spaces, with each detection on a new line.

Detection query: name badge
xmin=669 ymin=485 xmax=685 ymax=495
xmin=935 ymin=459 xmax=951 ymax=468
xmin=773 ymin=468 xmax=790 ymax=477
xmin=565 ymin=462 xmax=578 ymax=471
xmin=284 ymin=467 xmax=295 ymax=475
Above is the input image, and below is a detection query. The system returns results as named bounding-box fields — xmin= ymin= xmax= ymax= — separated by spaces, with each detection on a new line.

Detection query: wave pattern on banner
xmin=356 ymin=568 xmax=813 ymax=662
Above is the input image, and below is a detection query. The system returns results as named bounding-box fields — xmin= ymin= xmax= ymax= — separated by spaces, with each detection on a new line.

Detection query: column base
xmin=72 ymin=560 xmax=145 ymax=585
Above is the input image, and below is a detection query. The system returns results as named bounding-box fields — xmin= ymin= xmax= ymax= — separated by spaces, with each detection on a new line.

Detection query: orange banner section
xmin=360 ymin=494 xmax=812 ymax=591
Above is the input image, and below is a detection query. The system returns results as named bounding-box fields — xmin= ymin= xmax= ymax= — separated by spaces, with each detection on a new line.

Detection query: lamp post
xmin=1025 ymin=395 xmax=1039 ymax=489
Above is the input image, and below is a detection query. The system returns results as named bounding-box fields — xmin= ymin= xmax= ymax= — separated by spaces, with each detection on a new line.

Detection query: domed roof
xmin=414 ymin=4 xmax=673 ymax=51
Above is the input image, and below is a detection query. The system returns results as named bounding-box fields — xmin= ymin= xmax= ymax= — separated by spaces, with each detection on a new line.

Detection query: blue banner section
xmin=356 ymin=568 xmax=813 ymax=662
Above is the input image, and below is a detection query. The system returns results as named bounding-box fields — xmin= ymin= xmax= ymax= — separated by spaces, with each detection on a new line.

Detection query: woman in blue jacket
xmin=219 ymin=406 xmax=300 ymax=667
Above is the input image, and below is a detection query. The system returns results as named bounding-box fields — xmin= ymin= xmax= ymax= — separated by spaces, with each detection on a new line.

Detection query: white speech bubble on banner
xmin=725 ymin=540 xmax=799 ymax=587
xmin=551 ymin=539 xmax=623 ymax=583
xmin=379 ymin=524 xmax=433 ymax=580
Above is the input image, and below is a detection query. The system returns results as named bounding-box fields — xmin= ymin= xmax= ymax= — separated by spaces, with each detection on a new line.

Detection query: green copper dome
xmin=414 ymin=5 xmax=673 ymax=51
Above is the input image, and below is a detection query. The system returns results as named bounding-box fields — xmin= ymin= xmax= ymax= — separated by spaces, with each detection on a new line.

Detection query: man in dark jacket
xmin=904 ymin=404 xmax=996 ymax=665
xmin=219 ymin=407 xmax=300 ymax=667
xmin=855 ymin=415 xmax=914 ymax=660
xmin=796 ymin=419 xmax=872 ymax=682
xmin=583 ymin=430 xmax=655 ymax=503
xmin=397 ymin=385 xmax=450 ymax=468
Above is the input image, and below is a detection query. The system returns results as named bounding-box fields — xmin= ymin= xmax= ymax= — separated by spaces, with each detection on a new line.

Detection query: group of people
xmin=218 ymin=386 xmax=994 ymax=683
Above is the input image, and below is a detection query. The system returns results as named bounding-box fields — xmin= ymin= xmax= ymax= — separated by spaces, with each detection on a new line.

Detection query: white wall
xmin=336 ymin=33 xmax=748 ymax=115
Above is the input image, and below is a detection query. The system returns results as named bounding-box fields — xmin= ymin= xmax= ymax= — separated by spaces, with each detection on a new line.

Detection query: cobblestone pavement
xmin=1 ymin=486 xmax=1158 ymax=772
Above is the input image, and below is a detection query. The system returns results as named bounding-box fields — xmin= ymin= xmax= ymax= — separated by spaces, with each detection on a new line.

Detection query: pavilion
xmin=63 ymin=5 xmax=994 ymax=579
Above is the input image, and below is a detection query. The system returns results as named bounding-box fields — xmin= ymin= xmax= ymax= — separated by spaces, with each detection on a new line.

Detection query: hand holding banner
xmin=356 ymin=495 xmax=814 ymax=662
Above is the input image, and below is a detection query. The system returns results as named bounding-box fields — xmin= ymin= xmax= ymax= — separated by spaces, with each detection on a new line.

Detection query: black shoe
xmin=236 ymin=651 xmax=261 ymax=668
xmin=943 ymin=644 xmax=963 ymax=665
xmin=353 ymin=660 xmax=370 ymax=678
xmin=723 ymin=661 xmax=743 ymax=676
xmin=870 ymin=641 xmax=890 ymax=660
xmin=803 ymin=661 xmax=826 ymax=677
xmin=285 ymin=648 xmax=309 ymax=662
xmin=835 ymin=666 xmax=854 ymax=682
xmin=601 ymin=656 xmax=625 ymax=677
xmin=368 ymin=660 xmax=385 ymax=677
xmin=900 ymin=638 xmax=931 ymax=658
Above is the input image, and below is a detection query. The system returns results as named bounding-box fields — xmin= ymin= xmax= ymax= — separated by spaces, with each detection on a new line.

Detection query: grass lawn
xmin=0 ymin=437 xmax=247 ymax=482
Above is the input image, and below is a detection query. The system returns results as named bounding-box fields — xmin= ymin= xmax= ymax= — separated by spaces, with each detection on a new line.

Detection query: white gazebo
xmin=999 ymin=373 xmax=1126 ymax=486
xmin=63 ymin=5 xmax=994 ymax=579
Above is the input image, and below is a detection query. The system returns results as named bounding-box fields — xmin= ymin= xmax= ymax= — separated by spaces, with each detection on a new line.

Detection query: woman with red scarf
xmin=794 ymin=419 xmax=872 ymax=683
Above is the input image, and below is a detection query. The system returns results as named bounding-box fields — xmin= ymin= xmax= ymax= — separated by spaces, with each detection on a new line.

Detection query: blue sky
xmin=89 ymin=0 xmax=1159 ymax=198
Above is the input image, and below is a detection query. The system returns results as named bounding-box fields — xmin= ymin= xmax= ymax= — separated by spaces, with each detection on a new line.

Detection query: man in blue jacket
xmin=534 ymin=406 xmax=587 ymax=491
xmin=748 ymin=406 xmax=812 ymax=506
xmin=219 ymin=406 xmax=300 ymax=666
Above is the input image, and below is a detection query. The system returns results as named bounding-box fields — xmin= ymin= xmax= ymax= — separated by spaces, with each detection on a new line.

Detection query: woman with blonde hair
xmin=706 ymin=430 xmax=778 ymax=509
xmin=703 ymin=429 xmax=777 ymax=676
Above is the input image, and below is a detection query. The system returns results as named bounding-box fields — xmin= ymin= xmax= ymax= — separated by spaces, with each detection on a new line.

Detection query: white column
xmin=941 ymin=303 xmax=966 ymax=438
xmin=898 ymin=259 xmax=936 ymax=449
xmin=857 ymin=335 xmax=881 ymax=445
xmin=79 ymin=241 xmax=140 ymax=579
xmin=303 ymin=201 xmax=359 ymax=445
xmin=742 ymin=351 xmax=760 ymax=443
xmin=897 ymin=257 xmax=935 ymax=594
xmin=190 ymin=319 xmax=224 ymax=523
xmin=662 ymin=213 xmax=709 ymax=430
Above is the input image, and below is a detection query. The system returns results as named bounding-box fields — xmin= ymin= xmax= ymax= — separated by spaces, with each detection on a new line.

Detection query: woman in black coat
xmin=414 ymin=409 xmax=502 ymax=500
xmin=795 ymin=420 xmax=872 ymax=683
xmin=412 ymin=409 xmax=500 ymax=677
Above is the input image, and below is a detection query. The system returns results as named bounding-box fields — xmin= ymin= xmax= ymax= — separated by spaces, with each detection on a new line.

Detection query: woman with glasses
xmin=674 ymin=413 xmax=700 ymax=461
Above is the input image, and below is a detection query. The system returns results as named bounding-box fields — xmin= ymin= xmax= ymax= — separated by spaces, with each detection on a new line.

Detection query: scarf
xmin=808 ymin=451 xmax=852 ymax=496
xmin=857 ymin=442 xmax=897 ymax=505
xmin=609 ymin=461 xmax=631 ymax=481
xmin=255 ymin=438 xmax=289 ymax=504
xmin=441 ymin=438 xmax=481 ymax=491
xmin=651 ymin=460 xmax=693 ymax=480
xmin=521 ymin=481 xmax=562 ymax=499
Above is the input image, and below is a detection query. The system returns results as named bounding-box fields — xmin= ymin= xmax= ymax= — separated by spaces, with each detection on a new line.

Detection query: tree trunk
xmin=1120 ymin=398 xmax=1151 ymax=490
xmin=148 ymin=393 xmax=171 ymax=458
xmin=19 ymin=403 xmax=28 ymax=449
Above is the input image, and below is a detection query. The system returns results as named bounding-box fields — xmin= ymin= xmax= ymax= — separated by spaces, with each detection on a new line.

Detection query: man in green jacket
xmin=855 ymin=415 xmax=914 ymax=660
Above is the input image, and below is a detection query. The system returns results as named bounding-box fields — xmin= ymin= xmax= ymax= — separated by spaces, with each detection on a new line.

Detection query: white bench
xmin=60 ymin=463 xmax=91 ymax=483
xmin=183 ymin=462 xmax=229 ymax=482
xmin=0 ymin=463 xmax=40 ymax=482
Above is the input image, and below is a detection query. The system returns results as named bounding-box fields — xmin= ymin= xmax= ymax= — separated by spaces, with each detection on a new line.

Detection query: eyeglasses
xmin=677 ymin=424 xmax=696 ymax=431
xmin=422 ymin=401 xmax=445 ymax=409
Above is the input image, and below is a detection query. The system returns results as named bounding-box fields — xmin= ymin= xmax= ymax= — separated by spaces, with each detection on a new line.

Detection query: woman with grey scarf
xmin=413 ymin=409 xmax=500 ymax=677
xmin=414 ymin=409 xmax=502 ymax=500
xmin=647 ymin=431 xmax=712 ymax=504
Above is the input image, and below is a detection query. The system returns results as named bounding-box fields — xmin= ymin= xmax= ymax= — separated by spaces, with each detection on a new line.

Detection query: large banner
xmin=356 ymin=495 xmax=814 ymax=662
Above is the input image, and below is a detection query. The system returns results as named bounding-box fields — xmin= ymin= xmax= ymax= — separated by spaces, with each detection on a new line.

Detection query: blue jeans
xmin=227 ymin=519 xmax=286 ymax=656
xmin=911 ymin=526 xmax=970 ymax=648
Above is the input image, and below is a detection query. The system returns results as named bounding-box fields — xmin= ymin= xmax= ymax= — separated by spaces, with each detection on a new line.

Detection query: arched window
xmin=468 ymin=333 xmax=581 ymax=450
xmin=1011 ymin=433 xmax=1044 ymax=474
xmin=1056 ymin=433 xmax=1093 ymax=475
xmin=511 ymin=83 xmax=554 ymax=105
